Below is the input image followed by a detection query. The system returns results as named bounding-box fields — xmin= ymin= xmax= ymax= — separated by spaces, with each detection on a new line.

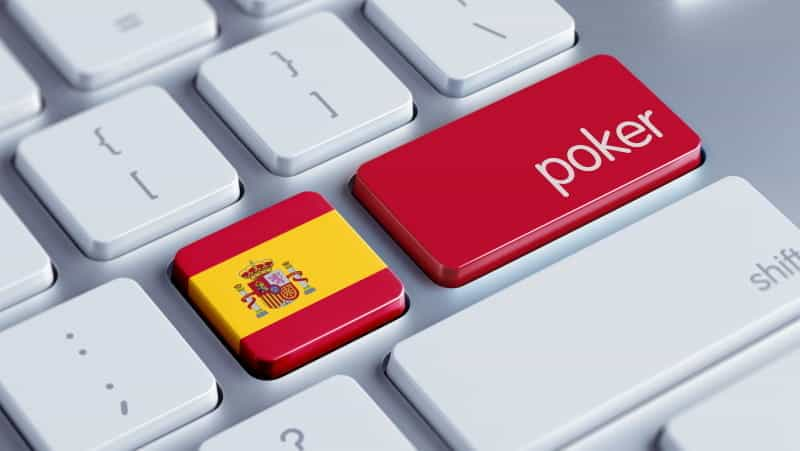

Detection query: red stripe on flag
xmin=240 ymin=268 xmax=406 ymax=379
xmin=173 ymin=192 xmax=333 ymax=293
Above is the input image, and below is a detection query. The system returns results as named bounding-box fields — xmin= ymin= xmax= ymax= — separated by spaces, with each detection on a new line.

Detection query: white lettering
xmin=579 ymin=128 xmax=631 ymax=162
xmin=567 ymin=145 xmax=602 ymax=172
xmin=535 ymin=158 xmax=575 ymax=198
xmin=638 ymin=110 xmax=663 ymax=138
xmin=536 ymin=109 xmax=665 ymax=198
xmin=616 ymin=121 xmax=652 ymax=148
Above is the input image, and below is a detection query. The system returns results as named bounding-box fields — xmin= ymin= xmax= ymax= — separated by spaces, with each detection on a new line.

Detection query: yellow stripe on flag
xmin=187 ymin=210 xmax=387 ymax=352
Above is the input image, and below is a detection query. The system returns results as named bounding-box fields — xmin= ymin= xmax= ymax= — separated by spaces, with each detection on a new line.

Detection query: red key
xmin=354 ymin=55 xmax=702 ymax=287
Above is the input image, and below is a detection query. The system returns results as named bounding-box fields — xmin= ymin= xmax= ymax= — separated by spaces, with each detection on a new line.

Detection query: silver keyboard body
xmin=0 ymin=0 xmax=795 ymax=449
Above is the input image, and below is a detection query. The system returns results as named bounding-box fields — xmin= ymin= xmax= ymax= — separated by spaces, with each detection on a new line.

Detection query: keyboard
xmin=0 ymin=1 xmax=798 ymax=450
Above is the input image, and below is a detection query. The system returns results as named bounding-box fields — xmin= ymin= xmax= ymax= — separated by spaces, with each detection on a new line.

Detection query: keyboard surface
xmin=1 ymin=1 xmax=799 ymax=450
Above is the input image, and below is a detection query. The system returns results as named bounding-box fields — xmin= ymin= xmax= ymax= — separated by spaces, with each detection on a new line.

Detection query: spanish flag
xmin=173 ymin=192 xmax=406 ymax=379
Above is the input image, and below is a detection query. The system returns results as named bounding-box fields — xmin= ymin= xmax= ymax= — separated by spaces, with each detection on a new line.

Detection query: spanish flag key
xmin=173 ymin=192 xmax=406 ymax=379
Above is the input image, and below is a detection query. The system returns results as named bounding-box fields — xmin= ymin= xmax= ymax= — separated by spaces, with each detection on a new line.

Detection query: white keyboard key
xmin=201 ymin=376 xmax=414 ymax=451
xmin=16 ymin=87 xmax=240 ymax=260
xmin=0 ymin=279 xmax=218 ymax=451
xmin=7 ymin=0 xmax=217 ymax=90
xmin=387 ymin=177 xmax=800 ymax=451
xmin=660 ymin=343 xmax=800 ymax=451
xmin=0 ymin=195 xmax=52 ymax=310
xmin=232 ymin=0 xmax=304 ymax=16
xmin=0 ymin=40 xmax=40 ymax=130
xmin=198 ymin=12 xmax=413 ymax=176
xmin=365 ymin=0 xmax=576 ymax=97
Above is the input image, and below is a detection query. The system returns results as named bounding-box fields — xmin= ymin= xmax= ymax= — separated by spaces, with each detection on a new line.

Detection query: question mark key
xmin=201 ymin=376 xmax=414 ymax=450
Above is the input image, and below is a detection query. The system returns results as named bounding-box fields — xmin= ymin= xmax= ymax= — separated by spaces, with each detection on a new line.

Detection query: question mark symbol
xmin=280 ymin=428 xmax=305 ymax=450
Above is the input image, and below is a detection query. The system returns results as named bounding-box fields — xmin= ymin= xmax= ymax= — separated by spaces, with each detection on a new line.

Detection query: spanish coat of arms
xmin=234 ymin=260 xmax=315 ymax=318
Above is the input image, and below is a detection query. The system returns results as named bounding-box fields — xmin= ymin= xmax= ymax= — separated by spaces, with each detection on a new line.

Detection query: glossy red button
xmin=354 ymin=55 xmax=702 ymax=287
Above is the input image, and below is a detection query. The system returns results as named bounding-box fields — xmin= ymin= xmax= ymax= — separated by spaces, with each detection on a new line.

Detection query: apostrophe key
xmin=354 ymin=55 xmax=702 ymax=287
xmin=15 ymin=87 xmax=240 ymax=260
xmin=0 ymin=279 xmax=218 ymax=451
xmin=173 ymin=192 xmax=406 ymax=379
xmin=7 ymin=0 xmax=217 ymax=89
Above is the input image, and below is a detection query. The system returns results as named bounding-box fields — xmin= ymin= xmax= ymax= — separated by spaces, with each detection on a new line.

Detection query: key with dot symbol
xmin=15 ymin=86 xmax=240 ymax=260
xmin=365 ymin=0 xmax=576 ymax=96
xmin=7 ymin=0 xmax=217 ymax=89
xmin=0 ymin=279 xmax=218 ymax=451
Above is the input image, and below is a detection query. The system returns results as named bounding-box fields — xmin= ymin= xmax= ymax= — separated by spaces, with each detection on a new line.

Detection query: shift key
xmin=354 ymin=55 xmax=702 ymax=287
xmin=387 ymin=177 xmax=800 ymax=451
